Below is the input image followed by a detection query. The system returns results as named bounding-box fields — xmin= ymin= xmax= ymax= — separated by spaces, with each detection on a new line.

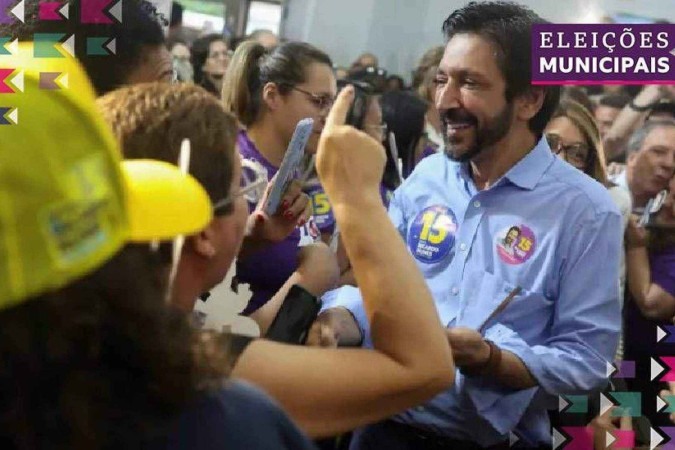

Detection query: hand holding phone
xmin=263 ymin=118 xmax=314 ymax=215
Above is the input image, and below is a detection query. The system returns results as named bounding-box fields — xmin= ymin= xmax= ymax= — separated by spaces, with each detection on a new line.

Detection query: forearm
xmin=605 ymin=86 xmax=660 ymax=160
xmin=249 ymin=273 xmax=303 ymax=335
xmin=626 ymin=246 xmax=651 ymax=307
xmin=333 ymin=196 xmax=452 ymax=370
xmin=238 ymin=217 xmax=271 ymax=259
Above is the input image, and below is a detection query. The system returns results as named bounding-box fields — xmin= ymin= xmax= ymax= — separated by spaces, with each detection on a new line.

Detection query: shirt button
xmin=451 ymin=287 xmax=459 ymax=295
xmin=459 ymin=243 xmax=467 ymax=251
xmin=473 ymin=200 xmax=481 ymax=208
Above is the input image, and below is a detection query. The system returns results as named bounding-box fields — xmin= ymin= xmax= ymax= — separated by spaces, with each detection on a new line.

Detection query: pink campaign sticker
xmin=495 ymin=225 xmax=536 ymax=265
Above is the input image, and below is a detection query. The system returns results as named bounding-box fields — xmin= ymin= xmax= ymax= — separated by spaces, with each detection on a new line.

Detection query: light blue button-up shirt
xmin=322 ymin=137 xmax=622 ymax=446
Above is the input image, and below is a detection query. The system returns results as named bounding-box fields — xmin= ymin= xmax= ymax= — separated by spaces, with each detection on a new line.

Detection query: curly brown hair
xmin=0 ymin=245 xmax=239 ymax=450
xmin=97 ymin=83 xmax=238 ymax=211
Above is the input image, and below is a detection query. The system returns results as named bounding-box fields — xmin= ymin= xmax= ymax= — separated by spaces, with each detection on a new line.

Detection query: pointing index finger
xmin=325 ymin=85 xmax=355 ymax=131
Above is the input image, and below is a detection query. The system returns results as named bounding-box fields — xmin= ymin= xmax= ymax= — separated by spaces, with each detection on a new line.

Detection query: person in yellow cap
xmin=0 ymin=45 xmax=320 ymax=449
xmin=95 ymin=78 xmax=455 ymax=439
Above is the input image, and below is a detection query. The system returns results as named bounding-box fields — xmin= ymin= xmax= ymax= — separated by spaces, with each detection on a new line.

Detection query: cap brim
xmin=121 ymin=160 xmax=213 ymax=242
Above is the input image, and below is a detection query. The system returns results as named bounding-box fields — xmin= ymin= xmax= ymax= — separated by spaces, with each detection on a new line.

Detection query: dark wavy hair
xmin=0 ymin=244 xmax=238 ymax=449
xmin=380 ymin=91 xmax=428 ymax=179
xmin=191 ymin=34 xmax=229 ymax=96
xmin=442 ymin=1 xmax=561 ymax=137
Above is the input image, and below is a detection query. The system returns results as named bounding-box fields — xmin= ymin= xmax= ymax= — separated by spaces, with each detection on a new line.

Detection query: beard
xmin=442 ymin=102 xmax=514 ymax=163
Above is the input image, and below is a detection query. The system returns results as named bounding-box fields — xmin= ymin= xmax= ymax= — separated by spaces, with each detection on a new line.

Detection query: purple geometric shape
xmin=613 ymin=360 xmax=636 ymax=379
xmin=0 ymin=0 xmax=16 ymax=24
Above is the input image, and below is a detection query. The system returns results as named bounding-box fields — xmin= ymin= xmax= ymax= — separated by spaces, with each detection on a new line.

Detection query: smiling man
xmin=313 ymin=2 xmax=622 ymax=448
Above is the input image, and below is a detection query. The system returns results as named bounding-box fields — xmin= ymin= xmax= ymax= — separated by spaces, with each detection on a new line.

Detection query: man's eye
xmin=433 ymin=78 xmax=447 ymax=85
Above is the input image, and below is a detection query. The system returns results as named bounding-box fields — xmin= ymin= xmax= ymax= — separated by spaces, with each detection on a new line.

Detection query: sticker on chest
xmin=495 ymin=224 xmax=536 ymax=265
xmin=407 ymin=205 xmax=458 ymax=263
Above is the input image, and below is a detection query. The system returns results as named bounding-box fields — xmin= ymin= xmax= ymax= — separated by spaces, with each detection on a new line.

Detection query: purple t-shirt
xmin=651 ymin=245 xmax=675 ymax=296
xmin=236 ymin=131 xmax=320 ymax=315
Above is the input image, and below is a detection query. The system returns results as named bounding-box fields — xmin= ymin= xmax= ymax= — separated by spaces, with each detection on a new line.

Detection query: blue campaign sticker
xmin=306 ymin=185 xmax=335 ymax=229
xmin=407 ymin=205 xmax=458 ymax=263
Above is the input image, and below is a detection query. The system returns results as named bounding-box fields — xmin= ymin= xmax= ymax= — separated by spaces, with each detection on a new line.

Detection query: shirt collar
xmin=454 ymin=136 xmax=555 ymax=192
xmin=502 ymin=135 xmax=555 ymax=191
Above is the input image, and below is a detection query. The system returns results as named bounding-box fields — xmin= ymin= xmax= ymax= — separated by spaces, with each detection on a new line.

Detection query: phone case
xmin=263 ymin=118 xmax=314 ymax=215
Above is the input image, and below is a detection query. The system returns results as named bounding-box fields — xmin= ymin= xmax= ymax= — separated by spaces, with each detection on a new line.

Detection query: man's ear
xmin=191 ymin=224 xmax=217 ymax=259
xmin=262 ymin=82 xmax=282 ymax=111
xmin=515 ymin=87 xmax=546 ymax=123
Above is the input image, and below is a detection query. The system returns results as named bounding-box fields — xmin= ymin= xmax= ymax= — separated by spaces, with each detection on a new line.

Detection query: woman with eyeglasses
xmin=221 ymin=40 xmax=341 ymax=325
xmin=192 ymin=34 xmax=231 ymax=97
xmin=544 ymin=100 xmax=632 ymax=358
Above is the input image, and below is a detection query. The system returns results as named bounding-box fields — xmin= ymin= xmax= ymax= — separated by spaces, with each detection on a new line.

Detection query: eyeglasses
xmin=291 ymin=86 xmax=335 ymax=111
xmin=546 ymin=133 xmax=589 ymax=167
xmin=365 ymin=123 xmax=388 ymax=141
xmin=209 ymin=49 xmax=233 ymax=59
xmin=213 ymin=159 xmax=267 ymax=215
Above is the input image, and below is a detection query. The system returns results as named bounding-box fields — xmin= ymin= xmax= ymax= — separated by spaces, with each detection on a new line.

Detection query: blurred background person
xmin=384 ymin=75 xmax=406 ymax=92
xmin=249 ymin=29 xmax=280 ymax=49
xmin=169 ymin=39 xmax=194 ymax=83
xmin=595 ymin=92 xmax=632 ymax=141
xmin=380 ymin=90 xmax=431 ymax=177
xmin=411 ymin=46 xmax=445 ymax=150
xmin=611 ymin=121 xmax=675 ymax=209
xmin=192 ymin=34 xmax=231 ymax=96
xmin=350 ymin=52 xmax=379 ymax=73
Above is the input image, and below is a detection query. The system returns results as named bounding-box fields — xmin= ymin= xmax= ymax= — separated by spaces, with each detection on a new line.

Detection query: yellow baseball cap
xmin=0 ymin=43 xmax=213 ymax=310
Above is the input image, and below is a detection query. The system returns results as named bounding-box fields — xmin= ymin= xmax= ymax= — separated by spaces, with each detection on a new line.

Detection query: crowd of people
xmin=1 ymin=0 xmax=674 ymax=449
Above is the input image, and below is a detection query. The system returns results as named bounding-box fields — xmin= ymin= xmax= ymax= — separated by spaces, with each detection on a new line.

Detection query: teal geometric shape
xmin=0 ymin=37 xmax=11 ymax=55
xmin=610 ymin=392 xmax=642 ymax=417
xmin=33 ymin=33 xmax=65 ymax=58
xmin=565 ymin=395 xmax=589 ymax=414
xmin=86 ymin=37 xmax=109 ymax=56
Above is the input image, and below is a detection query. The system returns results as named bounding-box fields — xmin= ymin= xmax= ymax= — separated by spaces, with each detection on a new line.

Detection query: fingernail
xmin=255 ymin=214 xmax=264 ymax=224
xmin=281 ymin=200 xmax=289 ymax=210
xmin=284 ymin=211 xmax=294 ymax=220
xmin=298 ymin=218 xmax=306 ymax=226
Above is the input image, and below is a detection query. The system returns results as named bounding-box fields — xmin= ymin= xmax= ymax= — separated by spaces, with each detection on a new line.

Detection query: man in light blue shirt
xmin=313 ymin=2 xmax=622 ymax=448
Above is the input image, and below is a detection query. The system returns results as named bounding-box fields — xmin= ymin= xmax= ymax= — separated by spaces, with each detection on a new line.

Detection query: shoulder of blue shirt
xmin=399 ymin=143 xmax=621 ymax=220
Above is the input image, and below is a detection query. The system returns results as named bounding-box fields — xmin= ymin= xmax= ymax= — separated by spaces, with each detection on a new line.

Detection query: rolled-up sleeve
xmin=504 ymin=212 xmax=622 ymax=395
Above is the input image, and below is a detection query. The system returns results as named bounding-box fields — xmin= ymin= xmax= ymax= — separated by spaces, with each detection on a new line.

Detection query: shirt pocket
xmin=456 ymin=270 xmax=552 ymax=335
